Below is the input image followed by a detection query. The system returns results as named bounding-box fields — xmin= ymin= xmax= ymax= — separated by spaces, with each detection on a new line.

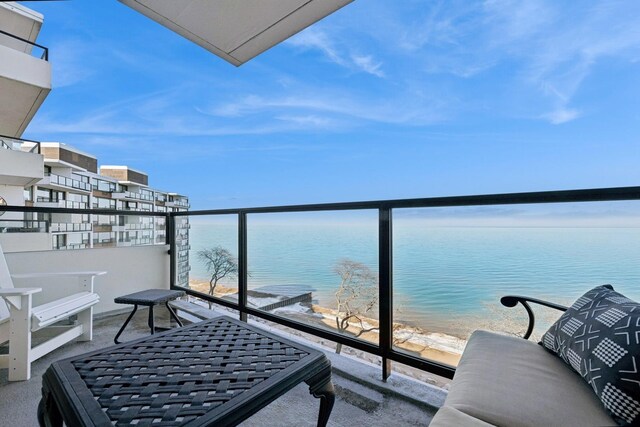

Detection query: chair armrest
xmin=0 ymin=288 xmax=41 ymax=310
xmin=500 ymin=295 xmax=570 ymax=340
xmin=11 ymin=271 xmax=106 ymax=295
xmin=0 ymin=288 xmax=42 ymax=296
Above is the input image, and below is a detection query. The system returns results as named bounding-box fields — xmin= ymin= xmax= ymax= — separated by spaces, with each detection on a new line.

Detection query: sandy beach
xmin=188 ymin=279 xmax=464 ymax=367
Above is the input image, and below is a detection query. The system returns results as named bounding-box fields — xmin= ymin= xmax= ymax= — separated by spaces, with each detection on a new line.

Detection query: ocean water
xmin=187 ymin=220 xmax=640 ymax=338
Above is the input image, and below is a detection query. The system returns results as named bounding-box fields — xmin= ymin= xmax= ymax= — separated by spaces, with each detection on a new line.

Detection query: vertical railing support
xmin=379 ymin=207 xmax=393 ymax=381
xmin=238 ymin=212 xmax=248 ymax=322
xmin=168 ymin=213 xmax=176 ymax=289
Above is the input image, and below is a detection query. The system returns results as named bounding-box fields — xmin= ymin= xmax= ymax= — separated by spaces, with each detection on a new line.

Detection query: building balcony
xmin=0 ymin=135 xmax=43 ymax=186
xmin=0 ymin=22 xmax=50 ymax=137
xmin=50 ymin=222 xmax=92 ymax=233
xmin=124 ymin=191 xmax=154 ymax=202
xmin=123 ymin=223 xmax=154 ymax=230
xmin=166 ymin=200 xmax=190 ymax=209
xmin=39 ymin=173 xmax=92 ymax=193
xmin=34 ymin=198 xmax=87 ymax=209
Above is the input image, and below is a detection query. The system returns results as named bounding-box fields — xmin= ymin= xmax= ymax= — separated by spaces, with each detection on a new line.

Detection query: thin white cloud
xmin=287 ymin=27 xmax=385 ymax=77
xmin=350 ymin=55 xmax=384 ymax=77
xmin=542 ymin=108 xmax=581 ymax=125
xmin=275 ymin=115 xmax=335 ymax=127
xmin=204 ymin=88 xmax=447 ymax=126
xmin=482 ymin=0 xmax=640 ymax=122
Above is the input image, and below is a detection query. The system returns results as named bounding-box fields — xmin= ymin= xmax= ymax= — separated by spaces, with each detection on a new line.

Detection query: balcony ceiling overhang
xmin=0 ymin=75 xmax=50 ymax=138
xmin=117 ymin=0 xmax=353 ymax=66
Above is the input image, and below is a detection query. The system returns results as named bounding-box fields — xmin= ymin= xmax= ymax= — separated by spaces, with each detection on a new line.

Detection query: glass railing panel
xmin=247 ymin=210 xmax=379 ymax=349
xmin=392 ymin=200 xmax=640 ymax=367
xmin=183 ymin=215 xmax=235 ymax=306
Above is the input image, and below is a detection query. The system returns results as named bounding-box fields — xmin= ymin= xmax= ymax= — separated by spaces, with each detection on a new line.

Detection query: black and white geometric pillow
xmin=541 ymin=285 xmax=640 ymax=426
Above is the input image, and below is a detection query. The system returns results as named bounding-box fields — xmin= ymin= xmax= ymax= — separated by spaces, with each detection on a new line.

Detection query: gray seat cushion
xmin=431 ymin=406 xmax=496 ymax=426
xmin=440 ymin=330 xmax=615 ymax=427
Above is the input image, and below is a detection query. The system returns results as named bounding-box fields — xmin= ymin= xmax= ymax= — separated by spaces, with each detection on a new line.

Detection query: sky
xmin=21 ymin=0 xmax=640 ymax=211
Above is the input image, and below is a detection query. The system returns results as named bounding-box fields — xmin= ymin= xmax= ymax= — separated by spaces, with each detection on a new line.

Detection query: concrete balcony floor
xmin=0 ymin=310 xmax=440 ymax=426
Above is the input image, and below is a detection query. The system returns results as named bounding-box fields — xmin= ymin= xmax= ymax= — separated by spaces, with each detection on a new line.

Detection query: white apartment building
xmin=0 ymin=3 xmax=190 ymax=286
xmin=0 ymin=2 xmax=49 ymax=250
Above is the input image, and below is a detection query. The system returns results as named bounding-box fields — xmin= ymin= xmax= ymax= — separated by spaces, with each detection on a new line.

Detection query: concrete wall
xmin=0 ymin=233 xmax=50 ymax=252
xmin=0 ymin=185 xmax=26 ymax=221
xmin=4 ymin=245 xmax=170 ymax=314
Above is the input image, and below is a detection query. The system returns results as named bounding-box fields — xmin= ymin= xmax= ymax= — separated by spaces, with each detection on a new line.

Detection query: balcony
xmin=49 ymin=222 xmax=92 ymax=233
xmin=1 ymin=186 xmax=639 ymax=426
xmin=40 ymin=173 xmax=92 ymax=193
xmin=0 ymin=309 xmax=434 ymax=426
xmin=34 ymin=198 xmax=87 ymax=209
xmin=0 ymin=135 xmax=43 ymax=186
xmin=0 ymin=26 xmax=51 ymax=137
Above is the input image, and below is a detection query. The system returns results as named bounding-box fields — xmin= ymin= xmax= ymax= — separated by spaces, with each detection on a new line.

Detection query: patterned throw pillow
xmin=540 ymin=285 xmax=640 ymax=426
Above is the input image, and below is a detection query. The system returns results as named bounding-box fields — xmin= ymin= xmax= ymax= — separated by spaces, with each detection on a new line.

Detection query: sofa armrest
xmin=500 ymin=290 xmax=579 ymax=340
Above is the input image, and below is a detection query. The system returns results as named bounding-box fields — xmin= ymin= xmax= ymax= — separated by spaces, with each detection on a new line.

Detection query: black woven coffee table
xmin=38 ymin=316 xmax=335 ymax=427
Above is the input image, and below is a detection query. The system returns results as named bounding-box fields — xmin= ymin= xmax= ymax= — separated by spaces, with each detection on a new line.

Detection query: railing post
xmin=238 ymin=212 xmax=248 ymax=322
xmin=379 ymin=207 xmax=393 ymax=381
xmin=168 ymin=213 xmax=176 ymax=289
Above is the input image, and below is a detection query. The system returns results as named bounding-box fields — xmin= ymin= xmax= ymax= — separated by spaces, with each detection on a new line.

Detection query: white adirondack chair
xmin=0 ymin=243 xmax=105 ymax=381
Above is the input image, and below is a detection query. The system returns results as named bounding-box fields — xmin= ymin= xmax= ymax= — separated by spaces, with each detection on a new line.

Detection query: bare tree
xmin=198 ymin=246 xmax=238 ymax=309
xmin=333 ymin=259 xmax=379 ymax=354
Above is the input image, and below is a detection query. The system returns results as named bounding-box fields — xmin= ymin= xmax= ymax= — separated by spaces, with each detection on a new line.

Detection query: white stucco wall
xmin=0 ymin=233 xmax=50 ymax=252
xmin=0 ymin=184 xmax=26 ymax=221
xmin=4 ymin=245 xmax=170 ymax=314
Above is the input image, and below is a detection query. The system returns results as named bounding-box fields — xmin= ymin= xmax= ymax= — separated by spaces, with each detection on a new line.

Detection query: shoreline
xmin=189 ymin=279 xmax=464 ymax=367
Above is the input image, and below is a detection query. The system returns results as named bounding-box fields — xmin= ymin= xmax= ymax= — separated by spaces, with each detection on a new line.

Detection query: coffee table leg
xmin=38 ymin=389 xmax=63 ymax=427
xmin=148 ymin=304 xmax=156 ymax=334
xmin=114 ymin=304 xmax=138 ymax=344
xmin=306 ymin=372 xmax=335 ymax=427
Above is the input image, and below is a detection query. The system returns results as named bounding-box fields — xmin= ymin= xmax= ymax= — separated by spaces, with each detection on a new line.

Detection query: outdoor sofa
xmin=431 ymin=285 xmax=639 ymax=427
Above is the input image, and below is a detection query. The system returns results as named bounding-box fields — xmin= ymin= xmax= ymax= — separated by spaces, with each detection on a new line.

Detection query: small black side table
xmin=113 ymin=289 xmax=186 ymax=344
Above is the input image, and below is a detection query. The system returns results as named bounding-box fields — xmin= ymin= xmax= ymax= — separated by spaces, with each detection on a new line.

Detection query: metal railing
xmin=125 ymin=191 xmax=154 ymax=202
xmin=4 ymin=186 xmax=640 ymax=381
xmin=50 ymin=222 xmax=92 ymax=233
xmin=46 ymin=173 xmax=92 ymax=192
xmin=0 ymin=29 xmax=48 ymax=60
xmin=36 ymin=198 xmax=87 ymax=209
xmin=168 ymin=185 xmax=640 ymax=380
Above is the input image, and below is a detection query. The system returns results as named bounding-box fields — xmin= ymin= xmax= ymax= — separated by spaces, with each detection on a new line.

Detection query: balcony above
xmin=118 ymin=0 xmax=353 ymax=66
xmin=0 ymin=29 xmax=50 ymax=138
xmin=0 ymin=138 xmax=43 ymax=186
xmin=0 ymin=3 xmax=43 ymax=47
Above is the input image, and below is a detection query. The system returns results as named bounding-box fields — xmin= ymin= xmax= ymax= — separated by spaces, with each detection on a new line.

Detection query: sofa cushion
xmin=443 ymin=330 xmax=614 ymax=427
xmin=541 ymin=285 xmax=640 ymax=426
xmin=431 ymin=406 xmax=496 ymax=427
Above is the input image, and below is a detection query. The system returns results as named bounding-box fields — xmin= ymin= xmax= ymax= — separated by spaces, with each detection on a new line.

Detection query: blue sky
xmin=23 ymin=1 xmax=640 ymax=210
